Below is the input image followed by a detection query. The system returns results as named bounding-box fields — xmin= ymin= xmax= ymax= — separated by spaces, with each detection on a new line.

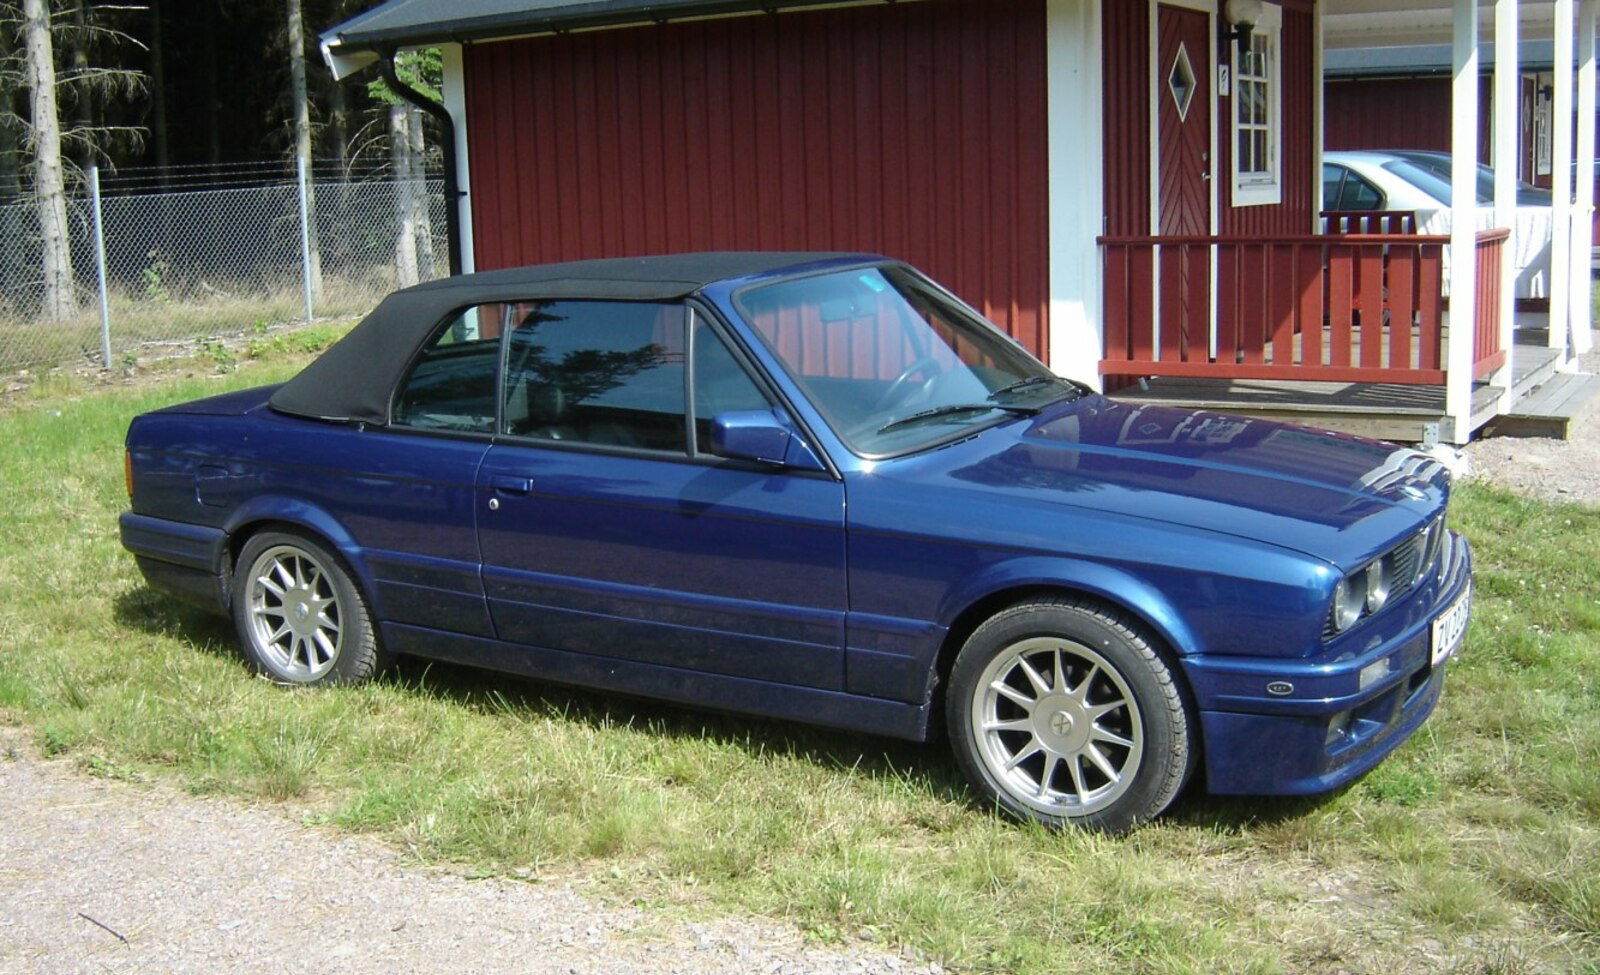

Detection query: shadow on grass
xmin=112 ymin=585 xmax=236 ymax=659
xmin=386 ymin=654 xmax=975 ymax=806
xmin=110 ymin=582 xmax=1350 ymax=830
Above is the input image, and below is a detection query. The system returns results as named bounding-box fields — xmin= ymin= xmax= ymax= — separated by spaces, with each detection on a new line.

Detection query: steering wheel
xmin=875 ymin=356 xmax=946 ymax=411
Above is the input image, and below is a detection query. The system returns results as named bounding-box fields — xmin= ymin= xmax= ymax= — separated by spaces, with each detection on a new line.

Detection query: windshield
xmin=733 ymin=265 xmax=1075 ymax=457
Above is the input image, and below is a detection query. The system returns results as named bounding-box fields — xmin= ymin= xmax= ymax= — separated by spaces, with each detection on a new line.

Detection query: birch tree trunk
xmin=409 ymin=106 xmax=435 ymax=278
xmin=390 ymin=104 xmax=419 ymax=288
xmin=287 ymin=0 xmax=323 ymax=299
xmin=23 ymin=0 xmax=77 ymax=321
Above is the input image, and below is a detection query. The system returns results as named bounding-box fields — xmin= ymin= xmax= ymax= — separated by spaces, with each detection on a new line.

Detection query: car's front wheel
xmin=232 ymin=531 xmax=382 ymax=685
xmin=946 ymin=598 xmax=1193 ymax=832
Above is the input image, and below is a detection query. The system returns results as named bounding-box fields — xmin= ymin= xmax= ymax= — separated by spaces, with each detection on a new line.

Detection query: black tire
xmin=945 ymin=598 xmax=1193 ymax=833
xmin=231 ymin=530 xmax=384 ymax=686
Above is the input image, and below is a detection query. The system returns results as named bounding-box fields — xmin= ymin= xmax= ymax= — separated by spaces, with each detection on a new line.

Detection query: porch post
xmin=1552 ymin=0 xmax=1574 ymax=362
xmin=1574 ymin=0 xmax=1597 ymax=355
xmin=1446 ymin=0 xmax=1479 ymax=442
xmin=1046 ymin=0 xmax=1106 ymax=387
xmin=1490 ymin=0 xmax=1518 ymax=414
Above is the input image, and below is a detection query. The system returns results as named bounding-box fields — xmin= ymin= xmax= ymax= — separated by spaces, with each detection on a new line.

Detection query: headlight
xmin=1332 ymin=573 xmax=1365 ymax=631
xmin=1364 ymin=559 xmax=1392 ymax=614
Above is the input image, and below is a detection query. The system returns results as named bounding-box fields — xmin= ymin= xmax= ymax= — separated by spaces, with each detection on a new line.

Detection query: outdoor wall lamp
xmin=1224 ymin=0 xmax=1264 ymax=56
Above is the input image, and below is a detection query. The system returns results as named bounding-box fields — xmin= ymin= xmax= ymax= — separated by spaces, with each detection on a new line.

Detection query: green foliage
xmin=367 ymin=48 xmax=443 ymax=105
xmin=0 ymin=365 xmax=1595 ymax=973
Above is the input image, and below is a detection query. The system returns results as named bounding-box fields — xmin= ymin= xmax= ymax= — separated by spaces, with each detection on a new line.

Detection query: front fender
xmin=935 ymin=555 xmax=1202 ymax=660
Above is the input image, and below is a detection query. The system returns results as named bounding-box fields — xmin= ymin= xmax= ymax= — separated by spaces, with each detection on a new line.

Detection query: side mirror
xmin=710 ymin=410 xmax=825 ymax=471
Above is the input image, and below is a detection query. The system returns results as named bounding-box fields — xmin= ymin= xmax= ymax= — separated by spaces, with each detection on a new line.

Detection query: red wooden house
xmin=323 ymin=0 xmax=1598 ymax=444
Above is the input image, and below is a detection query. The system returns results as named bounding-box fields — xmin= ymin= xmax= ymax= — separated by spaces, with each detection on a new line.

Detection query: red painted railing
xmin=1473 ymin=228 xmax=1510 ymax=379
xmin=1099 ymin=230 xmax=1507 ymax=386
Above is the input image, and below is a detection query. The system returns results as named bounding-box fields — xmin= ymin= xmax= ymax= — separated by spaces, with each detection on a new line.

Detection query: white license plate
xmin=1431 ymin=582 xmax=1471 ymax=666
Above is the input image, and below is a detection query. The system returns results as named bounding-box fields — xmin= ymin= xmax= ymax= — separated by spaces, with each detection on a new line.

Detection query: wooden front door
xmin=1156 ymin=5 xmax=1211 ymax=236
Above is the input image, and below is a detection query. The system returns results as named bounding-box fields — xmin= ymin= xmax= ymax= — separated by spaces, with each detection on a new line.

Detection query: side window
xmin=501 ymin=300 xmax=688 ymax=453
xmin=391 ymin=308 xmax=501 ymax=433
xmin=1341 ymin=172 xmax=1384 ymax=210
xmin=1322 ymin=164 xmax=1347 ymax=210
xmin=691 ymin=311 xmax=774 ymax=454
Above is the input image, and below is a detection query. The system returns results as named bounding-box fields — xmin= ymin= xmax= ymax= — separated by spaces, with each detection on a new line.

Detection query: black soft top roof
xmin=268 ymin=252 xmax=864 ymax=424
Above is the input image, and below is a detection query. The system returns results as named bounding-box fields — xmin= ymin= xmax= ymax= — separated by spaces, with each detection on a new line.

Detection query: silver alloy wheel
xmin=243 ymin=543 xmax=343 ymax=682
xmin=970 ymin=636 xmax=1145 ymax=818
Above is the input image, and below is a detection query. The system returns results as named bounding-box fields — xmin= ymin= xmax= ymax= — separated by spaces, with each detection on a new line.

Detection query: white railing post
xmin=296 ymin=155 xmax=314 ymax=324
xmin=1574 ymin=0 xmax=1597 ymax=356
xmin=1447 ymin=0 xmax=1479 ymax=443
xmin=1491 ymin=0 xmax=1518 ymax=414
xmin=1553 ymin=0 xmax=1575 ymax=361
xmin=89 ymin=165 xmax=111 ymax=368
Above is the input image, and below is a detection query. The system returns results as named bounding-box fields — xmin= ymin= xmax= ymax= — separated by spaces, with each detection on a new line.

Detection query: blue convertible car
xmin=121 ymin=254 xmax=1471 ymax=831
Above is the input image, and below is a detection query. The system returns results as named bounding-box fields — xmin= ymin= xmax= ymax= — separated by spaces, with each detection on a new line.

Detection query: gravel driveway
xmin=3 ymin=344 xmax=1593 ymax=974
xmin=0 ymin=729 xmax=927 ymax=975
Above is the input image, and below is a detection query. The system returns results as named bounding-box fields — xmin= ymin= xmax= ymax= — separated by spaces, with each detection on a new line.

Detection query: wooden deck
xmin=1114 ymin=335 xmax=1569 ymax=443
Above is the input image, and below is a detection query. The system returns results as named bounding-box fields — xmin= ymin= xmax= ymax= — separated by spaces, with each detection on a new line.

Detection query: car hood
xmin=879 ymin=397 xmax=1448 ymax=566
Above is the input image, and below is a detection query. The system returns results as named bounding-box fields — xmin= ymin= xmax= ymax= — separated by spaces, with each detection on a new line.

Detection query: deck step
xmin=1486 ymin=372 xmax=1600 ymax=439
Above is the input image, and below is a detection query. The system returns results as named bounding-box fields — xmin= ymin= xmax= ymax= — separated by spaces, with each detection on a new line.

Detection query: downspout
xmin=378 ymin=47 xmax=463 ymax=276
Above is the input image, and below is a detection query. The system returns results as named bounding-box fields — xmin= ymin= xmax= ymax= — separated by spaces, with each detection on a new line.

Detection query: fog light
xmin=1359 ymin=657 xmax=1391 ymax=691
xmin=1326 ymin=710 xmax=1352 ymax=746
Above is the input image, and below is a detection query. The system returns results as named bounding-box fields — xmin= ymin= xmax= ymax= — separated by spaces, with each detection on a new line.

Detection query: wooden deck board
xmin=1113 ymin=333 xmax=1569 ymax=443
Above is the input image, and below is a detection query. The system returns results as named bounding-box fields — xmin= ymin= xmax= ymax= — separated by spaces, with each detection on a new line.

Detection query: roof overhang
xmin=1324 ymin=0 xmax=1564 ymax=51
xmin=321 ymin=0 xmax=887 ymax=79
xmin=1325 ymin=39 xmax=1558 ymax=79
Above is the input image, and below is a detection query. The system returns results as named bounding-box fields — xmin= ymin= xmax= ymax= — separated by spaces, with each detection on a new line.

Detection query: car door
xmin=475 ymin=299 xmax=849 ymax=690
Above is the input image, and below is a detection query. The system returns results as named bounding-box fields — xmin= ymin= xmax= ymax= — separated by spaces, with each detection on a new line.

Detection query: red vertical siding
xmin=463 ymin=0 xmax=1049 ymax=358
xmin=1218 ymin=4 xmax=1316 ymax=235
xmin=1325 ymin=76 xmax=1493 ymax=163
xmin=1102 ymin=0 xmax=1152 ymax=236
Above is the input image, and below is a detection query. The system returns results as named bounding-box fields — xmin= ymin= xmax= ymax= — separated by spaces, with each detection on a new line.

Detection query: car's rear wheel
xmin=946 ymin=598 xmax=1192 ymax=832
xmin=232 ymin=531 xmax=382 ymax=685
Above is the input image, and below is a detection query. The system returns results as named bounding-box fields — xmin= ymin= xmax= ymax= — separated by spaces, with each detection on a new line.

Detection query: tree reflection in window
xmin=501 ymin=301 xmax=688 ymax=452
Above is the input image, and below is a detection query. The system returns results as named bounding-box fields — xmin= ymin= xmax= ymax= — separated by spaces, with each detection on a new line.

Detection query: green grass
xmin=0 ymin=355 xmax=1596 ymax=974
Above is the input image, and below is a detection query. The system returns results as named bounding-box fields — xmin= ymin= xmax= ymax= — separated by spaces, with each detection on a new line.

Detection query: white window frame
xmin=1230 ymin=3 xmax=1282 ymax=207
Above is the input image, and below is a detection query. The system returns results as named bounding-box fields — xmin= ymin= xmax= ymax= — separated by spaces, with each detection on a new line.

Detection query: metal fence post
xmin=297 ymin=155 xmax=314 ymax=323
xmin=89 ymin=165 xmax=112 ymax=368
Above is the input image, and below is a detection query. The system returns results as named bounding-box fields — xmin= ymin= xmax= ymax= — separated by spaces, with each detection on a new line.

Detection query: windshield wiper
xmin=876 ymin=402 xmax=1038 ymax=435
xmin=988 ymin=374 xmax=1086 ymax=404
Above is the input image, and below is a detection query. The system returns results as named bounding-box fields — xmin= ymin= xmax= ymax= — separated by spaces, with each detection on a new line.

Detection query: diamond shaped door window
xmin=1168 ymin=44 xmax=1196 ymax=122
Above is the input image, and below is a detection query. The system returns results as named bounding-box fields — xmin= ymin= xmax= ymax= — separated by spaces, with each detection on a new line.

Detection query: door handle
xmin=489 ymin=475 xmax=533 ymax=496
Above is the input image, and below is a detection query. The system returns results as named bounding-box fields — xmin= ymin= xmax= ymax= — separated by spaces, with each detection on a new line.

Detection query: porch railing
xmin=1099 ymin=230 xmax=1507 ymax=386
xmin=1472 ymin=228 xmax=1510 ymax=378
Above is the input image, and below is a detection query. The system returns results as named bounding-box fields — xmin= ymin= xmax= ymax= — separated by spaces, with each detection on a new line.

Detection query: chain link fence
xmin=0 ymin=160 xmax=447 ymax=372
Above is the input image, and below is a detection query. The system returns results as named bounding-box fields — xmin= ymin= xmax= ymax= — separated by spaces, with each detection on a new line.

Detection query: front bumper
xmin=1182 ymin=531 xmax=1471 ymax=796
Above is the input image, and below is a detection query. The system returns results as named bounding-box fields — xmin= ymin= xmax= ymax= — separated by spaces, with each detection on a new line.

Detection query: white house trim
xmin=1573 ymin=0 xmax=1596 ymax=355
xmin=440 ymin=43 xmax=476 ymax=274
xmin=1551 ymin=0 xmax=1575 ymax=362
xmin=1046 ymin=0 xmax=1106 ymax=386
xmin=1445 ymin=0 xmax=1479 ymax=441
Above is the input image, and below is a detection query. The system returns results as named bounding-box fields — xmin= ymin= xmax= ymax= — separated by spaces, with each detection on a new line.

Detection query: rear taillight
xmin=124 ymin=450 xmax=133 ymax=499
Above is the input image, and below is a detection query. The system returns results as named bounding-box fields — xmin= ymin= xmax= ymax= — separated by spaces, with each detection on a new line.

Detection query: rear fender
xmin=222 ymin=496 xmax=377 ymax=612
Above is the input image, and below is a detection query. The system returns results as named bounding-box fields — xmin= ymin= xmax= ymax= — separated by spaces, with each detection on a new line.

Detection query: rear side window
xmin=501 ymin=300 xmax=688 ymax=453
xmin=391 ymin=309 xmax=501 ymax=433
